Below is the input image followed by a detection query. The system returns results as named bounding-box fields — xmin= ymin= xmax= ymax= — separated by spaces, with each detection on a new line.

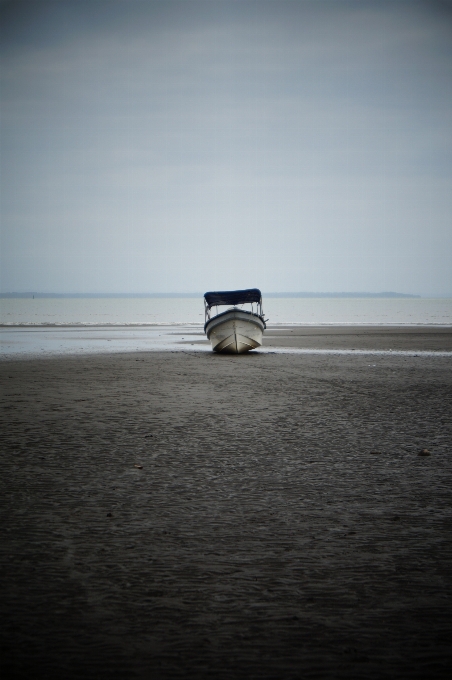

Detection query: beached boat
xmin=204 ymin=288 xmax=266 ymax=354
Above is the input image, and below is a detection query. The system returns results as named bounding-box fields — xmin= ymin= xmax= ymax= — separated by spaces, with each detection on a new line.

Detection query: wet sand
xmin=1 ymin=327 xmax=452 ymax=679
xmin=264 ymin=325 xmax=452 ymax=352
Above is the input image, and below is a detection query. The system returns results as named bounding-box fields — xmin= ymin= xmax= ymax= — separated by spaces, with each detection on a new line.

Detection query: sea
xmin=2 ymin=296 xmax=451 ymax=326
xmin=1 ymin=296 xmax=451 ymax=358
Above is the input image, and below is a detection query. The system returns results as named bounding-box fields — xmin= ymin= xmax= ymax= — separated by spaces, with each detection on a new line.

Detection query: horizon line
xmin=0 ymin=291 xmax=431 ymax=299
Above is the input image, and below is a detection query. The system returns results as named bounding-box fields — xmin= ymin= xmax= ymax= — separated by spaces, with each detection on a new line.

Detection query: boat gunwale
xmin=204 ymin=308 xmax=266 ymax=336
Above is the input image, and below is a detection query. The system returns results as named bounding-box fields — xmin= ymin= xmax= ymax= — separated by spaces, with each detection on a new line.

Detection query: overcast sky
xmin=1 ymin=0 xmax=451 ymax=295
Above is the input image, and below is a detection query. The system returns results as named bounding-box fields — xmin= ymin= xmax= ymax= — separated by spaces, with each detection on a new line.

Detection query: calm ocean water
xmin=1 ymin=296 xmax=451 ymax=326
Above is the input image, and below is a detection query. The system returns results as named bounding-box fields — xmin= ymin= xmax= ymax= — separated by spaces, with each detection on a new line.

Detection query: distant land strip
xmin=1 ymin=292 xmax=422 ymax=299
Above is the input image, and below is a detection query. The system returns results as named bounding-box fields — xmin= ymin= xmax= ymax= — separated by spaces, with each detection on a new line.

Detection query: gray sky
xmin=1 ymin=0 xmax=451 ymax=295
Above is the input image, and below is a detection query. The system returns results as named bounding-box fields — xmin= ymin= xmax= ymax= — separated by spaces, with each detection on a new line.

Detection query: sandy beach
xmin=1 ymin=327 xmax=452 ymax=679
xmin=264 ymin=325 xmax=452 ymax=352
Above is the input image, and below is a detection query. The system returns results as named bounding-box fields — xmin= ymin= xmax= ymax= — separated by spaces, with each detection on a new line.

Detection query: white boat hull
xmin=205 ymin=309 xmax=265 ymax=354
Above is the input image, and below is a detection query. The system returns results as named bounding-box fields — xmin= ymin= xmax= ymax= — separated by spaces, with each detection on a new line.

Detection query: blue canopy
xmin=204 ymin=288 xmax=262 ymax=309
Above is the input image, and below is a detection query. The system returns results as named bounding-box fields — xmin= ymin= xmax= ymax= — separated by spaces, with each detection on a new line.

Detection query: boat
xmin=204 ymin=288 xmax=266 ymax=354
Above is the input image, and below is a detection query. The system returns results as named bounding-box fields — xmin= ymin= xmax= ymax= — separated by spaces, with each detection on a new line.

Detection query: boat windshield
xmin=204 ymin=288 xmax=263 ymax=322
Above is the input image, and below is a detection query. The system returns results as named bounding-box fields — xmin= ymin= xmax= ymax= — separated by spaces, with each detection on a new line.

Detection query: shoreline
xmin=2 ymin=325 xmax=452 ymax=360
xmin=2 ymin=322 xmax=452 ymax=327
